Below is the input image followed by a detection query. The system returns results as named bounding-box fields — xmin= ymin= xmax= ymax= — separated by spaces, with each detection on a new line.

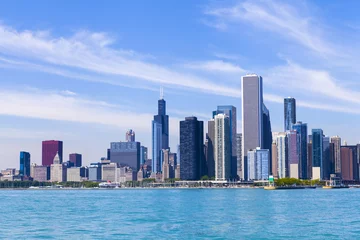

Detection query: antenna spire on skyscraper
xmin=160 ymin=86 xmax=164 ymax=100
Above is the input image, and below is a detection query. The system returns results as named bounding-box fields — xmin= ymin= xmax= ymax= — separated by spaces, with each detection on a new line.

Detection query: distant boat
xmin=323 ymin=175 xmax=349 ymax=189
xmin=264 ymin=185 xmax=307 ymax=190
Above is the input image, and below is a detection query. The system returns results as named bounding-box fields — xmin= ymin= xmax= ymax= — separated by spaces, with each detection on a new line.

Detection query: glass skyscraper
xmin=284 ymin=97 xmax=296 ymax=131
xmin=262 ymin=104 xmax=273 ymax=173
xmin=292 ymin=122 xmax=308 ymax=179
xmin=312 ymin=129 xmax=323 ymax=180
xmin=152 ymin=121 xmax=162 ymax=173
xmin=179 ymin=117 xmax=205 ymax=180
xmin=20 ymin=151 xmax=30 ymax=177
xmin=152 ymin=92 xmax=169 ymax=173
xmin=241 ymin=74 xmax=264 ymax=181
xmin=247 ymin=148 xmax=269 ymax=180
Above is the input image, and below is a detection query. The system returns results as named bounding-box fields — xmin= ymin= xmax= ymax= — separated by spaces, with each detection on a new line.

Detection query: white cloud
xmin=205 ymin=1 xmax=337 ymax=57
xmin=0 ymin=24 xmax=239 ymax=98
xmin=266 ymin=61 xmax=360 ymax=105
xmin=184 ymin=60 xmax=246 ymax=73
xmin=61 ymin=90 xmax=77 ymax=96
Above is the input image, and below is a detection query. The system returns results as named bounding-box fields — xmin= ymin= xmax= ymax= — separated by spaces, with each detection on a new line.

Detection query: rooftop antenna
xmin=160 ymin=86 xmax=164 ymax=100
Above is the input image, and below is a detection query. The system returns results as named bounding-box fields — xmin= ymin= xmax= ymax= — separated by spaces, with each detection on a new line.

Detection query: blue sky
xmin=1 ymin=0 xmax=360 ymax=169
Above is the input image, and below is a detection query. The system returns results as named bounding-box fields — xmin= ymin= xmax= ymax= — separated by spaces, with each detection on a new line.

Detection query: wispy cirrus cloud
xmin=0 ymin=24 xmax=239 ymax=98
xmin=204 ymin=0 xmax=337 ymax=57
xmin=184 ymin=60 xmax=246 ymax=73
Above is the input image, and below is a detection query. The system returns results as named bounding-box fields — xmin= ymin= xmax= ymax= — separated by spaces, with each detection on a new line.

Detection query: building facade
xmin=126 ymin=129 xmax=136 ymax=142
xmin=110 ymin=141 xmax=141 ymax=171
xmin=140 ymin=146 xmax=148 ymax=164
xmin=88 ymin=162 xmax=102 ymax=181
xmin=179 ymin=117 xmax=205 ymax=180
xmin=19 ymin=151 xmax=31 ymax=177
xmin=214 ymin=114 xmax=231 ymax=181
xmin=284 ymin=97 xmax=296 ymax=131
xmin=331 ymin=136 xmax=342 ymax=174
xmin=292 ymin=122 xmax=308 ymax=179
xmin=69 ymin=153 xmax=82 ymax=167
xmin=276 ymin=133 xmax=288 ymax=179
xmin=152 ymin=92 xmax=169 ymax=173
xmin=241 ymin=74 xmax=264 ymax=180
xmin=213 ymin=106 xmax=237 ymax=179
xmin=287 ymin=131 xmax=299 ymax=179
xmin=341 ymin=147 xmax=353 ymax=181
xmin=236 ymin=133 xmax=242 ymax=179
xmin=50 ymin=153 xmax=67 ymax=182
xmin=30 ymin=164 xmax=47 ymax=182
xmin=262 ymin=105 xmax=273 ymax=174
xmin=67 ymin=168 xmax=81 ymax=182
xmin=247 ymin=148 xmax=269 ymax=180
xmin=42 ymin=140 xmax=63 ymax=166
xmin=312 ymin=129 xmax=323 ymax=180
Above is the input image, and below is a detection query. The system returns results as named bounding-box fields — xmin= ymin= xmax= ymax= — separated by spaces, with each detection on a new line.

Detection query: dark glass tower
xmin=292 ymin=122 xmax=308 ymax=179
xmin=179 ymin=117 xmax=205 ymax=180
xmin=152 ymin=92 xmax=169 ymax=173
xmin=69 ymin=153 xmax=82 ymax=167
xmin=312 ymin=129 xmax=323 ymax=179
xmin=284 ymin=97 xmax=296 ymax=131
xmin=262 ymin=104 xmax=273 ymax=174
xmin=20 ymin=151 xmax=31 ymax=177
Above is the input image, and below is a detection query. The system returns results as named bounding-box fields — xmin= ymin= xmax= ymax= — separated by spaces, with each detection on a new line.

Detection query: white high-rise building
xmin=247 ymin=147 xmax=269 ymax=180
xmin=241 ymin=74 xmax=264 ymax=180
xmin=331 ymin=136 xmax=341 ymax=174
xmin=50 ymin=152 xmax=67 ymax=182
xmin=276 ymin=133 xmax=288 ymax=179
xmin=214 ymin=114 xmax=231 ymax=181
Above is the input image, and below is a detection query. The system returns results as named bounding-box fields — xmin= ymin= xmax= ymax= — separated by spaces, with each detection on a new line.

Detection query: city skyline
xmin=2 ymin=1 xmax=360 ymax=169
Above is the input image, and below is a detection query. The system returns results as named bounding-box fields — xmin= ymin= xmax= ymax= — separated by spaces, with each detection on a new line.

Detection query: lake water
xmin=1 ymin=188 xmax=359 ymax=239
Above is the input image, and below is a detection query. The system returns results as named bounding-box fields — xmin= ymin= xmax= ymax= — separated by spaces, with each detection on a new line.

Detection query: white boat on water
xmin=99 ymin=182 xmax=120 ymax=188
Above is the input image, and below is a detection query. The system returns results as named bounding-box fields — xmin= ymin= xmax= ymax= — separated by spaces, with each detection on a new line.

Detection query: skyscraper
xmin=69 ymin=153 xmax=82 ymax=167
xmin=50 ymin=152 xmax=67 ymax=182
xmin=214 ymin=114 xmax=231 ymax=181
xmin=213 ymin=106 xmax=237 ymax=179
xmin=19 ymin=151 xmax=30 ymax=177
xmin=248 ymin=148 xmax=269 ymax=180
xmin=140 ymin=146 xmax=148 ymax=164
xmin=152 ymin=121 xmax=162 ymax=173
xmin=126 ymin=129 xmax=136 ymax=142
xmin=241 ymin=74 xmax=264 ymax=180
xmin=262 ymin=104 xmax=273 ymax=174
xmin=284 ymin=97 xmax=296 ymax=131
xmin=292 ymin=122 xmax=308 ymax=179
xmin=312 ymin=129 xmax=323 ymax=180
xmin=276 ymin=133 xmax=288 ymax=179
xmin=110 ymin=141 xmax=141 ymax=171
xmin=179 ymin=117 xmax=205 ymax=180
xmin=152 ymin=89 xmax=169 ymax=173
xmin=236 ymin=133 xmax=242 ymax=179
xmin=322 ymin=137 xmax=331 ymax=180
xmin=271 ymin=141 xmax=278 ymax=178
xmin=287 ymin=130 xmax=299 ymax=179
xmin=341 ymin=147 xmax=353 ymax=181
xmin=331 ymin=136 xmax=341 ymax=174
xmin=42 ymin=140 xmax=63 ymax=166
xmin=206 ymin=119 xmax=215 ymax=178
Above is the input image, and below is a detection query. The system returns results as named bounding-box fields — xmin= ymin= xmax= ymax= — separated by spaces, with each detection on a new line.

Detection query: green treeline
xmin=275 ymin=178 xmax=325 ymax=186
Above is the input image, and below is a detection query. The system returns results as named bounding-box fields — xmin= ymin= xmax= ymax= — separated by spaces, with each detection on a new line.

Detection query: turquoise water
xmin=1 ymin=189 xmax=360 ymax=239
